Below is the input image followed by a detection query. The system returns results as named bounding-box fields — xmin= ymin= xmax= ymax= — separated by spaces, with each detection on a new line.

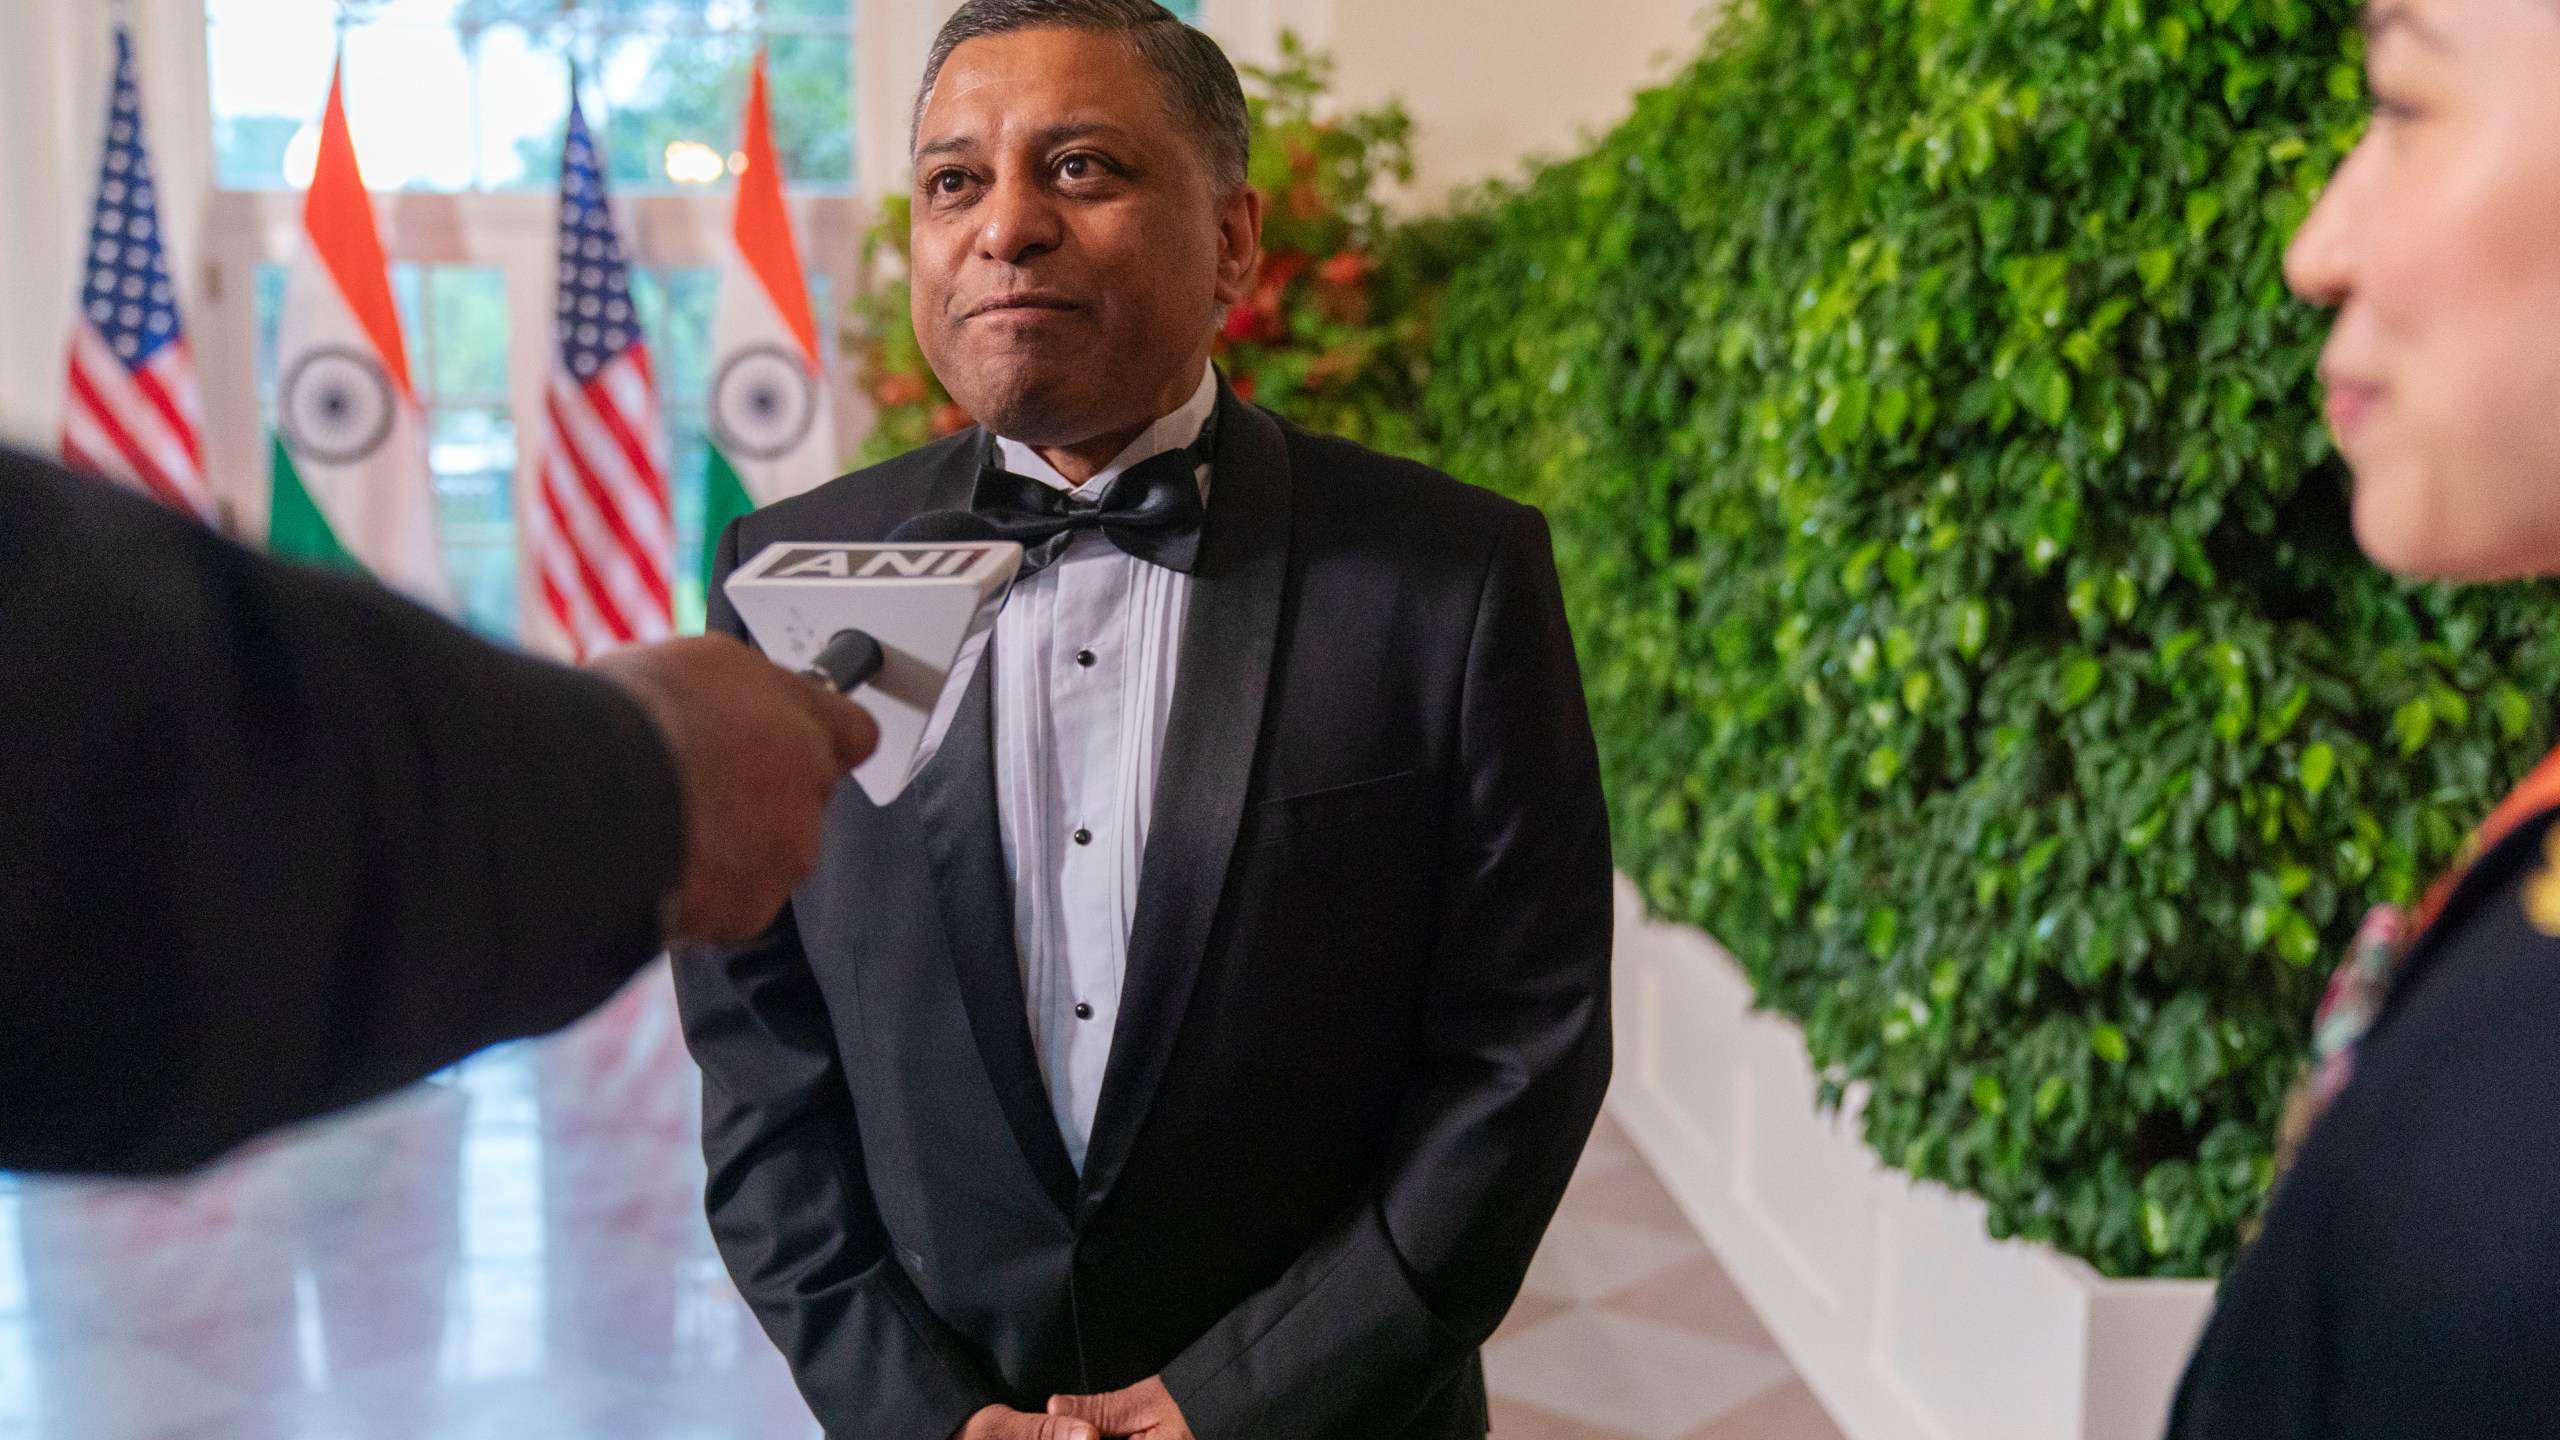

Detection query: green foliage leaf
xmin=2092 ymin=1023 xmax=2129 ymax=1065
xmin=1421 ymin=0 xmax=2560 ymax=1280
xmin=2056 ymin=655 xmax=2104 ymax=710
xmin=2393 ymin=698 xmax=2436 ymax=755
xmin=2299 ymin=741 xmax=2337 ymax=797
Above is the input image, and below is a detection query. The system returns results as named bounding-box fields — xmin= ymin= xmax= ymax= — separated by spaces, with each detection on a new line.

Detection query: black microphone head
xmin=887 ymin=509 xmax=1002 ymax=545
xmin=806 ymin=628 xmax=886 ymax=694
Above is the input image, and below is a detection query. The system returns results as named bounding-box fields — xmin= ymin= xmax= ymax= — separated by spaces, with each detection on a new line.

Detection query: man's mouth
xmin=965 ymin=292 xmax=1084 ymax=321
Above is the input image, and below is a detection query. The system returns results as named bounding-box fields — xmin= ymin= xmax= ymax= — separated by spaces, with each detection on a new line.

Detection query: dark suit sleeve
xmin=1163 ymin=503 xmax=1616 ymax=1438
xmin=0 ymin=448 xmax=685 ymax=1175
xmin=674 ymin=516 xmax=1007 ymax=1439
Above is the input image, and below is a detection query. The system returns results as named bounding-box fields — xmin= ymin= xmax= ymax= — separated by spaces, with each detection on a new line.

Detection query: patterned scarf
xmin=2281 ymin=743 xmax=2560 ymax=1161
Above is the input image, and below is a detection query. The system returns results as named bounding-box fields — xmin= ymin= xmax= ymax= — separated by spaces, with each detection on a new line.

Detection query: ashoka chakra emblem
xmin=279 ymin=346 xmax=397 ymax=467
xmin=711 ymin=344 xmax=819 ymax=462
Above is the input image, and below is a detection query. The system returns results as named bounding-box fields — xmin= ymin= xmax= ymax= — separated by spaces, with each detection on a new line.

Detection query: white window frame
xmin=175 ymin=0 xmax=880 ymax=650
xmin=3 ymin=0 xmax=1320 ymax=579
xmin=197 ymin=188 xmax=871 ymax=631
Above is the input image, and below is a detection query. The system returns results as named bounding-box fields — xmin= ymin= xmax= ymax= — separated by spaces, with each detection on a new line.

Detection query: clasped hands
xmin=962 ymin=1375 xmax=1193 ymax=1440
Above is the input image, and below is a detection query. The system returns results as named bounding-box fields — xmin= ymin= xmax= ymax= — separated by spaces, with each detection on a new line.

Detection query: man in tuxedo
xmin=676 ymin=3 xmax=1614 ymax=1437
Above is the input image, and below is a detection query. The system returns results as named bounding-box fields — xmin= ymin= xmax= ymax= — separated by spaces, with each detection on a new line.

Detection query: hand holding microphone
xmin=590 ymin=515 xmax=1016 ymax=949
xmin=587 ymin=635 xmax=878 ymax=945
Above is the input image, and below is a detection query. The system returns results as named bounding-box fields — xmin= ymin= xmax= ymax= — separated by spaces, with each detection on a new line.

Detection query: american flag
xmin=60 ymin=28 xmax=214 ymax=524
xmin=533 ymin=97 xmax=673 ymax=658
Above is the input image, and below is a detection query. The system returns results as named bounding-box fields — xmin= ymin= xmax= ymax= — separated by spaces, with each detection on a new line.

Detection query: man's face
xmin=909 ymin=27 xmax=1261 ymax=449
xmin=2284 ymin=0 xmax=2560 ymax=581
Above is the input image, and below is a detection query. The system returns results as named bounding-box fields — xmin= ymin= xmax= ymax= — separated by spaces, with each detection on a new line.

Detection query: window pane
xmin=209 ymin=1 xmax=852 ymax=193
xmin=753 ymin=29 xmax=854 ymax=186
xmin=257 ymin=264 xmax=523 ymax=642
xmin=432 ymin=407 xmax=522 ymax=642
xmin=208 ymin=0 xmax=338 ymax=190
xmin=252 ymin=263 xmax=288 ymax=410
xmin=338 ymin=5 xmax=489 ymax=191
xmin=430 ymin=269 xmax=514 ymax=402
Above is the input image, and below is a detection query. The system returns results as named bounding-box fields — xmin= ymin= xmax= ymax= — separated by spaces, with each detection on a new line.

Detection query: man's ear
xmin=1213 ymin=184 xmax=1266 ymax=308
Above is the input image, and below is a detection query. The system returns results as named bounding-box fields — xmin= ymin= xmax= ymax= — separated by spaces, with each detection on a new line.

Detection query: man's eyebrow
xmin=913 ymin=122 xmax=1134 ymax=162
xmin=2362 ymin=3 xmax=2451 ymax=50
xmin=1032 ymin=121 xmax=1131 ymax=148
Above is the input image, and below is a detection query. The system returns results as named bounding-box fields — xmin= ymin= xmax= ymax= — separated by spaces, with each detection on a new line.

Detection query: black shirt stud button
xmin=1075 ymin=1002 xmax=1095 ymax=1020
xmin=1076 ymin=649 xmax=1097 ymax=668
xmin=1073 ymin=827 xmax=1093 ymax=846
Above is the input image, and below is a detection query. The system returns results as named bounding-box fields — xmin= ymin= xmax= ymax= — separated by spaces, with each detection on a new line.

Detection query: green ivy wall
xmin=1423 ymin=0 xmax=2560 ymax=1275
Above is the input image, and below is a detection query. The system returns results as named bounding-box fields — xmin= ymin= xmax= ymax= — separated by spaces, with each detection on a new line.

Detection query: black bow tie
xmin=956 ymin=437 xmax=1210 ymax=578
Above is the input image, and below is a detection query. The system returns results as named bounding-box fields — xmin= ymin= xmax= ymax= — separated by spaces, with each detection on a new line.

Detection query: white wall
xmin=1326 ymin=0 xmax=1712 ymax=203
xmin=0 ymin=0 xmax=113 ymax=448
xmin=0 ymin=0 xmax=214 ymax=451
xmin=1200 ymin=0 xmax=1716 ymax=205
xmin=857 ymin=0 xmax=965 ymax=200
xmin=1606 ymin=877 xmax=2219 ymax=1440
xmin=858 ymin=0 xmax=1716 ymax=206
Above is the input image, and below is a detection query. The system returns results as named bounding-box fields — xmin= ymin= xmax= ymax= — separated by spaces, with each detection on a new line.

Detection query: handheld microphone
xmin=724 ymin=516 xmax=1020 ymax=805
xmin=801 ymin=629 xmax=886 ymax=694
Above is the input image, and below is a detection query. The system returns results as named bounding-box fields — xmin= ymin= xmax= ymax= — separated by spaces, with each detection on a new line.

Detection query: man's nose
xmin=975 ymin=170 xmax=1065 ymax=266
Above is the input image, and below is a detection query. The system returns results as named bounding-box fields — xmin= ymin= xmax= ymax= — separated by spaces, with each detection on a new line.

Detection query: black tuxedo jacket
xmin=0 ymin=446 xmax=683 ymax=1175
xmin=676 ymin=389 xmax=1613 ymax=1439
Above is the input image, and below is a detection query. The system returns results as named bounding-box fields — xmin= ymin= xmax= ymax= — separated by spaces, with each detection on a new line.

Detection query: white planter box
xmin=1605 ymin=875 xmax=2217 ymax=1440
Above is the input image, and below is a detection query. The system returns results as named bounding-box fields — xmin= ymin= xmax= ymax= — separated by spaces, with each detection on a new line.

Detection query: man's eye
xmin=1058 ymin=154 xmax=1096 ymax=181
xmin=932 ymin=170 xmax=970 ymax=194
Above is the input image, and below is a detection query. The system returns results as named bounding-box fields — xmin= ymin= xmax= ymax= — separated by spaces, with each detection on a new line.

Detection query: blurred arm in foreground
xmin=0 ymin=446 xmax=872 ymax=1176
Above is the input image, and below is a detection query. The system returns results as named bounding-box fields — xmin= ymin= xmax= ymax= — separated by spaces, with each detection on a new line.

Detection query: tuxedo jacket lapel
xmin=1078 ymin=387 xmax=1294 ymax=1217
xmin=900 ymin=435 xmax=1083 ymax=1218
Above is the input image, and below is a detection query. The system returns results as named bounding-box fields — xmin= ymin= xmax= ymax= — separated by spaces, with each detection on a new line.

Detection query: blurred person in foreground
xmin=675 ymin=2 xmax=1614 ymax=1437
xmin=0 ymin=445 xmax=875 ymax=1177
xmin=2170 ymin=0 xmax=2560 ymax=1433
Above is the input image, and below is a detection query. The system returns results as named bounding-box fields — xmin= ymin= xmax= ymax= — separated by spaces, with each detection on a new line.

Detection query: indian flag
xmin=700 ymin=52 xmax=836 ymax=600
xmin=268 ymin=60 xmax=450 ymax=611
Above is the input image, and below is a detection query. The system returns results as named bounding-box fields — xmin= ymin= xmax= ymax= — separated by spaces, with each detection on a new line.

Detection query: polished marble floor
xmin=1486 ymin=1120 xmax=1844 ymax=1440
xmin=0 ymin=966 xmax=1839 ymax=1440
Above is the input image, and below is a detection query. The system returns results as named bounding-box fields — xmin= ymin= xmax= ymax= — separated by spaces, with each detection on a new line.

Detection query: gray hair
xmin=911 ymin=0 xmax=1252 ymax=192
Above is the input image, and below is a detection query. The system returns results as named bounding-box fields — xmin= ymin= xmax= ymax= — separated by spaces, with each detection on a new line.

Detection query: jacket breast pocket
xmin=1244 ymin=770 xmax=1426 ymax=846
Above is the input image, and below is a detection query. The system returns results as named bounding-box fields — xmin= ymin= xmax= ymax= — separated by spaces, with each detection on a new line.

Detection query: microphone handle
xmin=804 ymin=629 xmax=885 ymax=694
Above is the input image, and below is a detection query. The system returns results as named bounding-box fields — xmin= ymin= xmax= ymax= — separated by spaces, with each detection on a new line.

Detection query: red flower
xmin=1318 ymin=251 xmax=1367 ymax=288
xmin=929 ymin=402 xmax=974 ymax=437
xmin=1260 ymin=250 xmax=1311 ymax=290
xmin=1220 ymin=297 xmax=1273 ymax=344
xmin=1222 ymin=253 xmax=1298 ymax=345
xmin=876 ymin=371 xmax=929 ymax=408
xmin=1230 ymin=373 xmax=1258 ymax=403
xmin=1289 ymin=183 xmax=1325 ymax=219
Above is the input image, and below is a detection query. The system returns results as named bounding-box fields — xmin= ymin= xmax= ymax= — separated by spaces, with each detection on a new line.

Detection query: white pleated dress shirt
xmin=991 ymin=363 xmax=1218 ymax=1173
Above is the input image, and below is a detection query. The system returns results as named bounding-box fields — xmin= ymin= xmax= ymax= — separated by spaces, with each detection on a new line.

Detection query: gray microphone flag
xmin=723 ymin=529 xmax=1021 ymax=805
